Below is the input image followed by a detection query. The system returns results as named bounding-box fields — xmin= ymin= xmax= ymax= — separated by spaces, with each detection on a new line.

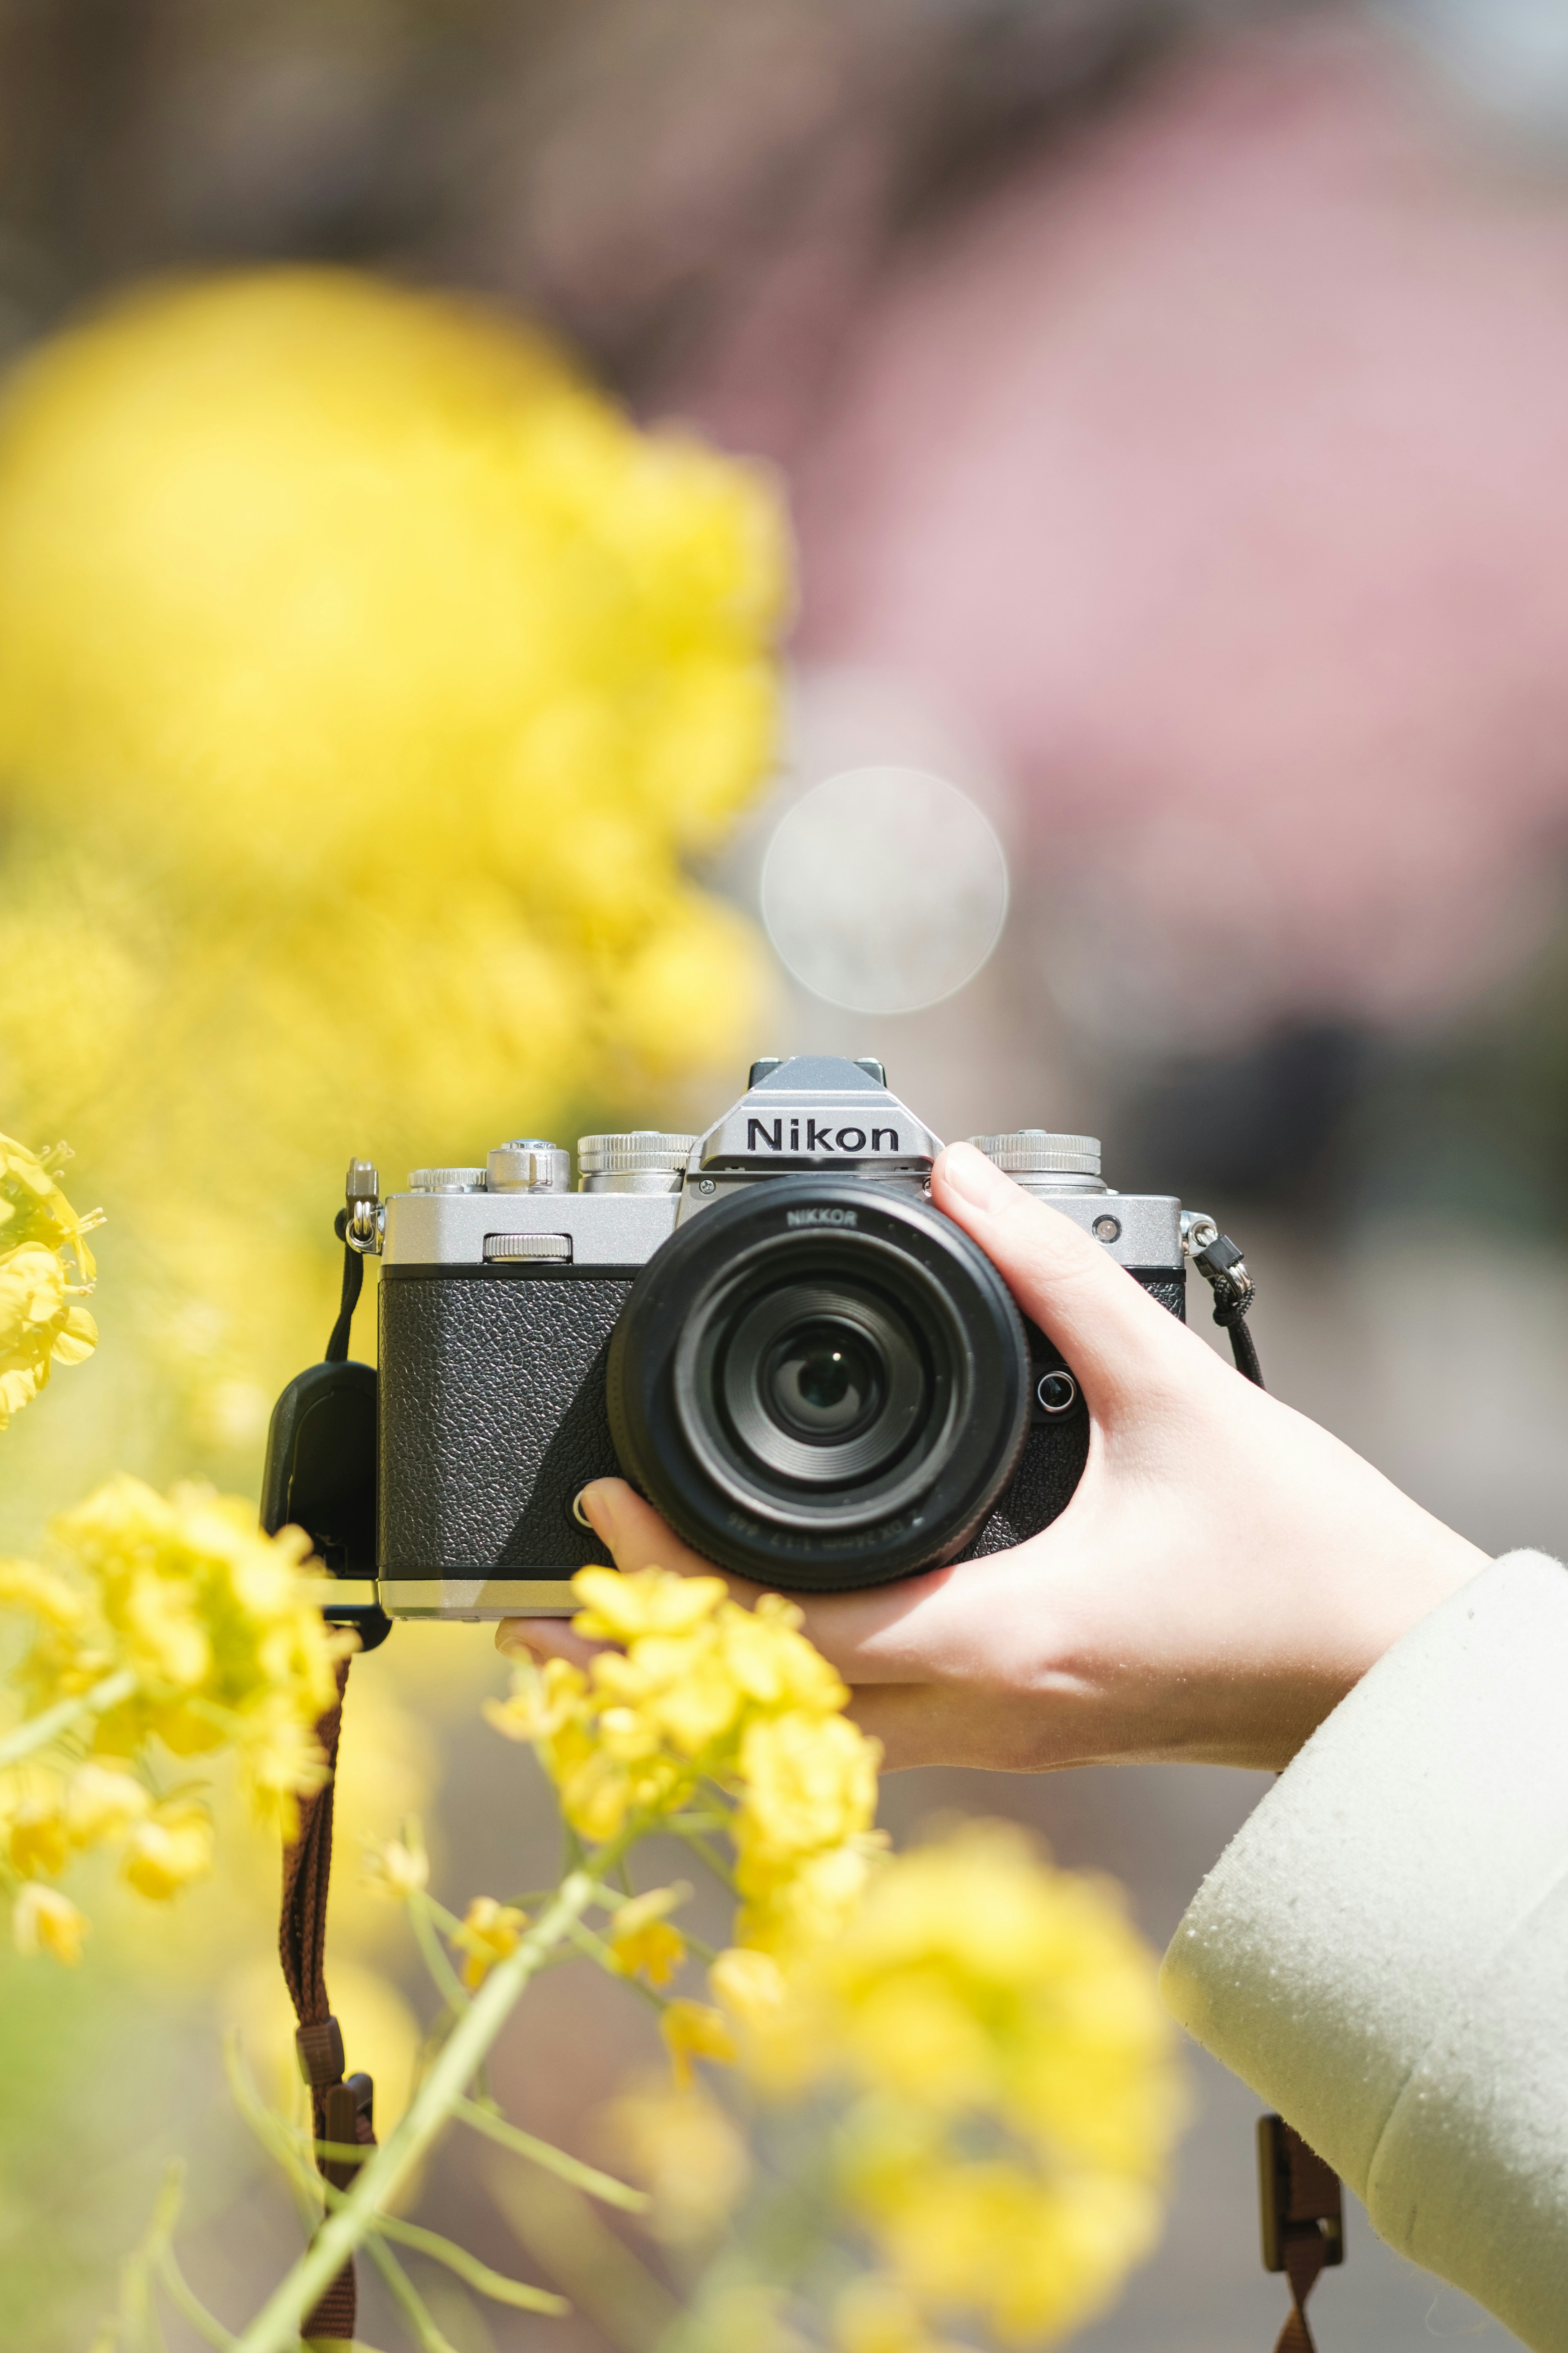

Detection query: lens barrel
xmin=606 ymin=1179 xmax=1032 ymax=1590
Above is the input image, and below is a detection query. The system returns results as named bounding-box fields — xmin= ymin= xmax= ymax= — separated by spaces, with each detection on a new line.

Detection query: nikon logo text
xmin=746 ymin=1118 xmax=900 ymax=1153
xmin=786 ymin=1207 xmax=858 ymax=1228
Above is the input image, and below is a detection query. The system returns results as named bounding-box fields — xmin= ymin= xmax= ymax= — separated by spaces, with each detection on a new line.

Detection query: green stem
xmin=669 ymin=1824 xmax=737 ymax=1896
xmin=361 ymin=2237 xmax=460 ymax=2353
xmin=0 ymin=1666 xmax=136 ymax=1767
xmin=406 ymin=1892 xmax=469 ymax=2013
xmin=154 ymin=2249 xmax=234 ymax=2350
xmin=453 ymin=2096 xmax=648 ymax=2210
xmin=230 ymin=1852 xmax=625 ymax=2353
xmin=372 ymin=2211 xmax=567 ymax=2311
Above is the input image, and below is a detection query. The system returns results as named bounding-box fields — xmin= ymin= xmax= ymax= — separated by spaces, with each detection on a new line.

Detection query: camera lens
xmin=766 ymin=1321 xmax=879 ymax=1436
xmin=607 ymin=1179 xmax=1033 ymax=1592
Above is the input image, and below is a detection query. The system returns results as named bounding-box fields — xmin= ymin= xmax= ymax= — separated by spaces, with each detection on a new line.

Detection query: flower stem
xmin=452 ymin=2097 xmax=648 ymax=2210
xmin=230 ymin=1853 xmax=622 ymax=2353
xmin=0 ymin=1666 xmax=136 ymax=1767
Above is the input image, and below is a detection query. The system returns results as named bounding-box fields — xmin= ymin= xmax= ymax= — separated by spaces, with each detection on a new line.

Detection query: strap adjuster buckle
xmin=1258 ymin=2113 xmax=1344 ymax=2273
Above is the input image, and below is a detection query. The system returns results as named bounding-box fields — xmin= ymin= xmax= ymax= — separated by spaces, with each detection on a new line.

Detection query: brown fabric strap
xmin=1258 ymin=2115 xmax=1343 ymax=2353
xmin=279 ymin=1653 xmax=374 ymax=2344
xmin=1272 ymin=2229 xmax=1330 ymax=2353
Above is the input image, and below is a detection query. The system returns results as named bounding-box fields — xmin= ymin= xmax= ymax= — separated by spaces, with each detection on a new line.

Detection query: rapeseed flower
xmin=16 ymin=1476 xmax=351 ymax=1827
xmin=608 ymin=1887 xmax=689 ymax=1987
xmin=12 ymin=1879 xmax=87 ymax=1965
xmin=610 ymin=2076 xmax=751 ymax=2244
xmin=453 ymin=1896 xmax=529 ymax=1989
xmin=0 ymin=1473 xmax=352 ymax=1954
xmin=3 ymin=1768 xmax=67 ymax=1878
xmin=662 ymin=1998 xmax=737 ymax=2088
xmin=734 ymin=1823 xmax=1185 ymax=2347
xmin=361 ymin=1835 xmax=430 ymax=1900
xmin=122 ymin=1799 xmax=215 ymax=1900
xmin=63 ymin=1762 xmax=149 ymax=1845
xmin=0 ymin=1135 xmax=98 ymax=1427
xmin=486 ymin=1566 xmax=883 ymax=1960
xmin=0 ymin=270 xmax=785 ymax=1455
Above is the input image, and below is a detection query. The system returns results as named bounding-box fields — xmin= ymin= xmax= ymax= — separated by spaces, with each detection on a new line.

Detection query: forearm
xmin=1160 ymin=1549 xmax=1568 ymax=2353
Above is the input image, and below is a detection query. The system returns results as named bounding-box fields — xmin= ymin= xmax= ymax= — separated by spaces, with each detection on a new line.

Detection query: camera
xmin=265 ymin=1057 xmax=1194 ymax=1619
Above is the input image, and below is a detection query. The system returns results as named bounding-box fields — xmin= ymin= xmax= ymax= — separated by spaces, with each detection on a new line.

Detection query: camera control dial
xmin=578 ymin=1131 xmax=697 ymax=1195
xmin=410 ymin=1167 xmax=487 ymax=1193
xmin=970 ymin=1131 xmax=1106 ymax=1193
xmin=488 ymin=1140 xmax=570 ymax=1193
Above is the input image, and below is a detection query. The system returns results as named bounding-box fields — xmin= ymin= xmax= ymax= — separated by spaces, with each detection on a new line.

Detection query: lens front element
xmin=708 ymin=1281 xmax=927 ymax=1487
xmin=767 ymin=1320 xmax=882 ymax=1436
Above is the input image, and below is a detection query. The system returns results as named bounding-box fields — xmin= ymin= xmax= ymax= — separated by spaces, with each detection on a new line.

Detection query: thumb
xmin=933 ymin=1141 xmax=1199 ymax=1401
xmin=494 ymin=1480 xmax=758 ymax=1665
xmin=575 ymin=1477 xmax=745 ymax=1588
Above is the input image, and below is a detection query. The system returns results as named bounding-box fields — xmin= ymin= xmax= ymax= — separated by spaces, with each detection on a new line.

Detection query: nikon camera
xmin=269 ymin=1056 xmax=1197 ymax=1620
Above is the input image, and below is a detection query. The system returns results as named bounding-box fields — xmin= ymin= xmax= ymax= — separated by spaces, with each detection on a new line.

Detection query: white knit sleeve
xmin=1160 ymin=1550 xmax=1568 ymax=2353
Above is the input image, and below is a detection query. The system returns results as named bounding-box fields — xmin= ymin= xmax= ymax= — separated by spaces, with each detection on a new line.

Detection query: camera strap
xmin=1189 ymin=1225 xmax=1263 ymax=1387
xmin=276 ymin=1214 xmax=379 ymax=2344
xmin=1190 ymin=1237 xmax=1345 ymax=2347
xmin=1257 ymin=2113 xmax=1345 ymax=2351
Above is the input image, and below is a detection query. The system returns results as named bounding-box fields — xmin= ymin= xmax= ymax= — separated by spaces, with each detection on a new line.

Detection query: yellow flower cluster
xmin=486 ymin=1566 xmax=883 ymax=1957
xmin=0 ymin=1474 xmax=352 ymax=1959
xmin=610 ymin=2074 xmax=752 ymax=2245
xmin=733 ymin=1824 xmax=1186 ymax=2349
xmin=0 ymin=269 xmax=786 ymax=1463
xmin=0 ymin=1132 xmax=99 ymax=1427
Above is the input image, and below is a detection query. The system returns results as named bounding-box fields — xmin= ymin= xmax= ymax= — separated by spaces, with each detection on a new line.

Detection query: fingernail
xmin=938 ymin=1140 xmax=1009 ymax=1211
xmin=572 ymin=1483 xmax=608 ymax=1532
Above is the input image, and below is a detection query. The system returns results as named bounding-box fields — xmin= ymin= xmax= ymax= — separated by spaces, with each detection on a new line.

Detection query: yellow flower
xmin=709 ymin=1945 xmax=787 ymax=2025
xmin=122 ymin=1800 xmax=215 ymax=1899
xmin=661 ymin=1998 xmax=736 ymax=2089
xmin=740 ymin=1838 xmax=884 ymax=1958
xmin=483 ymin=1657 xmax=588 ymax=1745
xmin=719 ymin=1592 xmax=849 ymax=1713
xmin=0 ymin=1244 xmax=97 ymax=1426
xmin=608 ymin=1887 xmax=689 ymax=1987
xmin=4 ymin=1475 xmax=349 ymax=1842
xmin=609 ymin=2077 xmax=750 ymax=2244
xmin=0 ymin=1134 xmax=99 ymax=1278
xmin=598 ymin=1630 xmax=743 ymax=1758
xmin=362 ymin=1836 xmax=430 ymax=1900
xmin=735 ymin=1710 xmax=880 ymax=1879
xmin=736 ymin=1824 xmax=1185 ymax=2349
xmin=0 ymin=1135 xmax=100 ymax=1430
xmin=572 ymin=1566 xmax=730 ymax=1643
xmin=0 ymin=270 xmax=785 ymax=1464
xmin=64 ymin=1762 xmax=149 ymax=1847
xmin=4 ymin=1770 xmax=67 ymax=1878
xmin=0 ymin=1557 xmax=87 ymax=1632
xmin=12 ymin=1880 xmax=87 ymax=1964
xmin=453 ymin=1896 xmax=529 ymax=1989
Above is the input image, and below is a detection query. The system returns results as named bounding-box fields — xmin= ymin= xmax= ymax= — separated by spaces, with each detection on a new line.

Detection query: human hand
xmin=497 ymin=1143 xmax=1486 ymax=1772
